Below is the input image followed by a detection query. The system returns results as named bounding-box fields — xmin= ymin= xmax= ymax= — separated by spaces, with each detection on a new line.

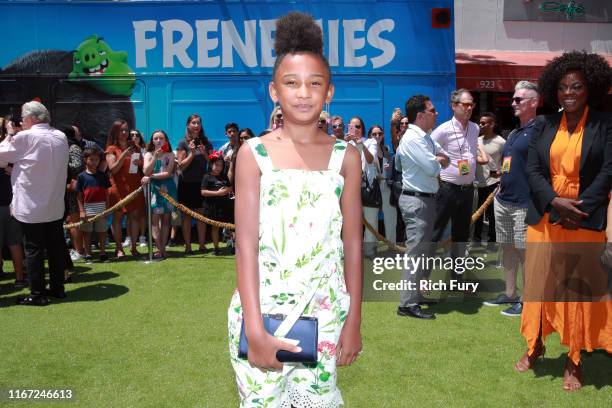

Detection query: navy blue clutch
xmin=238 ymin=313 xmax=318 ymax=363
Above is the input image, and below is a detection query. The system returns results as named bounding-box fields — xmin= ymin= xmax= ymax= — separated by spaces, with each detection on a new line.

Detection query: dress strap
xmin=327 ymin=139 xmax=348 ymax=173
xmin=246 ymin=138 xmax=273 ymax=173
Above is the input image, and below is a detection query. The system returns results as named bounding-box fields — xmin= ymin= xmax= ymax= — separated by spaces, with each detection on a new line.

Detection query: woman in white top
xmin=347 ymin=116 xmax=379 ymax=257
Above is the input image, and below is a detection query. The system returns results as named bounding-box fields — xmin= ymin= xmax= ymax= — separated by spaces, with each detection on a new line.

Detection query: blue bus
xmin=0 ymin=0 xmax=455 ymax=148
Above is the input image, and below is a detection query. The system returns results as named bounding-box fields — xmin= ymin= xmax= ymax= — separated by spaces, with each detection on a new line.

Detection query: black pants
xmin=20 ymin=219 xmax=66 ymax=295
xmin=473 ymin=183 xmax=499 ymax=243
xmin=431 ymin=182 xmax=474 ymax=259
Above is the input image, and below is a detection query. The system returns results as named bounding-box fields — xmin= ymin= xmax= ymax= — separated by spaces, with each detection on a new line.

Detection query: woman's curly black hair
xmin=538 ymin=51 xmax=611 ymax=109
xmin=273 ymin=12 xmax=330 ymax=77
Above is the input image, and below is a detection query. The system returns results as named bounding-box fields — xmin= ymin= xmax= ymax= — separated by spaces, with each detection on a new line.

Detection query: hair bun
xmin=275 ymin=12 xmax=323 ymax=57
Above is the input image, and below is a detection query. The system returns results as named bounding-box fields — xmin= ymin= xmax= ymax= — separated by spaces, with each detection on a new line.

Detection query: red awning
xmin=456 ymin=50 xmax=612 ymax=93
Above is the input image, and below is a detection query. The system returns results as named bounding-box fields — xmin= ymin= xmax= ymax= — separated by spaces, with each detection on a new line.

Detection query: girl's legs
xmin=128 ymin=211 xmax=141 ymax=255
xmin=211 ymin=226 xmax=220 ymax=254
xmin=82 ymin=229 xmax=92 ymax=257
xmin=196 ymin=214 xmax=207 ymax=252
xmin=111 ymin=211 xmax=125 ymax=257
xmin=152 ymin=213 xmax=162 ymax=255
xmin=182 ymin=213 xmax=192 ymax=252
xmin=138 ymin=211 xmax=146 ymax=245
xmin=67 ymin=212 xmax=84 ymax=256
xmin=8 ymin=244 xmax=25 ymax=282
xmin=160 ymin=214 xmax=170 ymax=257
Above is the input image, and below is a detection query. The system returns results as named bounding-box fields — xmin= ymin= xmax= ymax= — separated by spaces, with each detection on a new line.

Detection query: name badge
xmin=457 ymin=159 xmax=470 ymax=176
xmin=501 ymin=156 xmax=512 ymax=174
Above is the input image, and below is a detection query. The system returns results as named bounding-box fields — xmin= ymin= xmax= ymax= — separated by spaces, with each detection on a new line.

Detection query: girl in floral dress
xmin=228 ymin=12 xmax=363 ymax=407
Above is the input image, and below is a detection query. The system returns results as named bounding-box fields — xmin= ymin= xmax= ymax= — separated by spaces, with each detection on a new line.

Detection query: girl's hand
xmin=141 ymin=176 xmax=151 ymax=185
xmin=188 ymin=140 xmax=197 ymax=152
xmin=218 ymin=186 xmax=230 ymax=196
xmin=79 ymin=211 xmax=87 ymax=221
xmin=247 ymin=331 xmax=302 ymax=371
xmin=153 ymin=148 xmax=163 ymax=159
xmin=336 ymin=319 xmax=362 ymax=366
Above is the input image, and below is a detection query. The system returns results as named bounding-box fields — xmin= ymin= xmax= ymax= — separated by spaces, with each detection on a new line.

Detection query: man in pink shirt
xmin=0 ymin=101 xmax=69 ymax=306
xmin=430 ymin=89 xmax=488 ymax=281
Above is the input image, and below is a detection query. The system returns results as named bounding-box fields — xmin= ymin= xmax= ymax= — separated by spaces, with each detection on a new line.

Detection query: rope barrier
xmin=65 ymin=182 xmax=497 ymax=253
xmin=364 ymin=186 xmax=499 ymax=253
xmin=155 ymin=186 xmax=236 ymax=230
xmin=63 ymin=186 xmax=144 ymax=229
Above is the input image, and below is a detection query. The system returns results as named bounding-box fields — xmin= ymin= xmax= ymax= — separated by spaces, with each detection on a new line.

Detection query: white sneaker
xmin=138 ymin=235 xmax=147 ymax=247
xmin=70 ymin=249 xmax=82 ymax=262
xmin=122 ymin=237 xmax=131 ymax=247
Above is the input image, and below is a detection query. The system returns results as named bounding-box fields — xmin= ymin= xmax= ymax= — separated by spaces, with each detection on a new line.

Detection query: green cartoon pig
xmin=69 ymin=35 xmax=135 ymax=96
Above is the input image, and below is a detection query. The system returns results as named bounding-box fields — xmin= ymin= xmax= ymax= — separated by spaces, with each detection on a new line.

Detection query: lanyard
xmin=451 ymin=121 xmax=469 ymax=160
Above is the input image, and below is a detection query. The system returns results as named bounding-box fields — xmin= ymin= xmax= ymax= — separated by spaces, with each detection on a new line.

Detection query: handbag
xmin=238 ymin=272 xmax=329 ymax=364
xmin=238 ymin=314 xmax=318 ymax=363
xmin=361 ymin=172 xmax=382 ymax=208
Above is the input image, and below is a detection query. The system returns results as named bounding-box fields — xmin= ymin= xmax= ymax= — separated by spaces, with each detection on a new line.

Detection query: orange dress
xmin=521 ymin=108 xmax=612 ymax=365
xmin=105 ymin=145 xmax=145 ymax=213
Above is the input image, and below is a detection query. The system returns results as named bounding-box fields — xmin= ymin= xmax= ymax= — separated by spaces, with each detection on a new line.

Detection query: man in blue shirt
xmin=396 ymin=95 xmax=448 ymax=320
xmin=484 ymin=81 xmax=540 ymax=317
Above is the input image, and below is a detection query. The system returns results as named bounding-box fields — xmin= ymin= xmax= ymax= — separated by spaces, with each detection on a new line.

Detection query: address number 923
xmin=479 ymin=80 xmax=497 ymax=89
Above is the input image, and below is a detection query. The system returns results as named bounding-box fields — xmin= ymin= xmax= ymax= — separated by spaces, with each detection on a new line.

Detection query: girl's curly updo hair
xmin=538 ymin=51 xmax=611 ymax=110
xmin=273 ymin=12 xmax=330 ymax=78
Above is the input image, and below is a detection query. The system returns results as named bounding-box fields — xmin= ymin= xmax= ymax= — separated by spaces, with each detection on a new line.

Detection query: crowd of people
xmin=0 ymin=38 xmax=609 ymax=396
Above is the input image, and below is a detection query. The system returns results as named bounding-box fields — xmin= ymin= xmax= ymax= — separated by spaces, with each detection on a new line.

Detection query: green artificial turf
xmin=0 ymin=245 xmax=610 ymax=407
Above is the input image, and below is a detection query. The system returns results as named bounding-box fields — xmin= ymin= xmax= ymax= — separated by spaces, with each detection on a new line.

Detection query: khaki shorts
xmin=80 ymin=216 xmax=108 ymax=233
xmin=494 ymin=197 xmax=527 ymax=249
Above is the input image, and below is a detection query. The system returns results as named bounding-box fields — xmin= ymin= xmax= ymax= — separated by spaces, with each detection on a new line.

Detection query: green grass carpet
xmin=0 ymin=246 xmax=610 ymax=407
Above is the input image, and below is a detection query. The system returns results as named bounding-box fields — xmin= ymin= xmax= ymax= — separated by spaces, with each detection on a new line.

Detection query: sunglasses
xmin=353 ymin=124 xmax=362 ymax=129
xmin=275 ymin=114 xmax=283 ymax=119
xmin=239 ymin=136 xmax=250 ymax=141
xmin=455 ymin=102 xmax=475 ymax=108
xmin=371 ymin=132 xmax=383 ymax=136
xmin=400 ymin=121 xmax=409 ymax=126
xmin=512 ymin=97 xmax=534 ymax=104
xmin=332 ymin=124 xmax=344 ymax=129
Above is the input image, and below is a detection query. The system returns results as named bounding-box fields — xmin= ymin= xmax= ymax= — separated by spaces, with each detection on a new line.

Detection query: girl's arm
xmin=337 ymin=145 xmax=363 ymax=366
xmin=177 ymin=144 xmax=195 ymax=170
xmin=235 ymin=144 xmax=300 ymax=370
xmin=106 ymin=148 xmax=132 ymax=175
xmin=142 ymin=152 xmax=155 ymax=176
xmin=150 ymin=152 xmax=175 ymax=180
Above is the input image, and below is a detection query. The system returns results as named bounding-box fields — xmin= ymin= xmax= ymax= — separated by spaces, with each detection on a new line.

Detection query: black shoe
xmin=397 ymin=305 xmax=436 ymax=320
xmin=99 ymin=254 xmax=109 ymax=263
xmin=16 ymin=294 xmax=50 ymax=306
xmin=46 ymin=289 xmax=67 ymax=299
xmin=213 ymin=248 xmax=221 ymax=256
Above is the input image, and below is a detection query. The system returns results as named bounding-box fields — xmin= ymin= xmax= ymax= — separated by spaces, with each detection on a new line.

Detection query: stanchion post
xmin=144 ymin=182 xmax=154 ymax=263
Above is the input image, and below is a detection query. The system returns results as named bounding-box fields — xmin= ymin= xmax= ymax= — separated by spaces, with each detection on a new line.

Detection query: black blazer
xmin=526 ymin=109 xmax=612 ymax=231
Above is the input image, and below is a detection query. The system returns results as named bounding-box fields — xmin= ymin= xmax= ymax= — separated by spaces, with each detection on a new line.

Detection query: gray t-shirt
xmin=476 ymin=135 xmax=505 ymax=187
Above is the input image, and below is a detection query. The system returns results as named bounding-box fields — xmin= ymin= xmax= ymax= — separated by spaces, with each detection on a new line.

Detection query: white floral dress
xmin=228 ymin=137 xmax=351 ymax=408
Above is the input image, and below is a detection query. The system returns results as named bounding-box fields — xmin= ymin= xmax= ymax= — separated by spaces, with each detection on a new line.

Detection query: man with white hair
xmin=0 ymin=101 xmax=69 ymax=306
xmin=484 ymin=81 xmax=540 ymax=316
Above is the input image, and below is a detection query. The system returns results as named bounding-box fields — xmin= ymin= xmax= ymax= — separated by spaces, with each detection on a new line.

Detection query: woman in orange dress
xmin=105 ymin=119 xmax=145 ymax=258
xmin=517 ymin=52 xmax=612 ymax=391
